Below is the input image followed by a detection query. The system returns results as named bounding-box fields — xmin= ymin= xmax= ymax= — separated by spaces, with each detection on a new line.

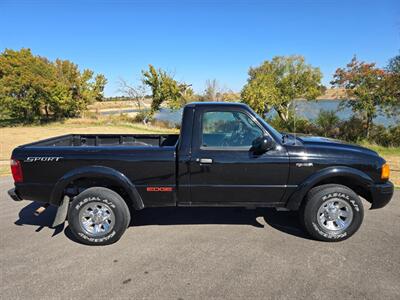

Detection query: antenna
xmin=293 ymin=99 xmax=296 ymax=143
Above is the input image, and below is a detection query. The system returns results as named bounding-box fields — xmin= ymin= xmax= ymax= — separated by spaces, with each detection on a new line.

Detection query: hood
xmin=296 ymin=136 xmax=379 ymax=157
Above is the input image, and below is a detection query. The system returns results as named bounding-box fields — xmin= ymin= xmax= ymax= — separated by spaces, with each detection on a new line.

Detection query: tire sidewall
xmin=304 ymin=186 xmax=364 ymax=242
xmin=68 ymin=188 xmax=129 ymax=245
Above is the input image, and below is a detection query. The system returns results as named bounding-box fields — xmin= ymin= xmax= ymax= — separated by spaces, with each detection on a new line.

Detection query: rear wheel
xmin=300 ymin=184 xmax=364 ymax=242
xmin=68 ymin=187 xmax=130 ymax=245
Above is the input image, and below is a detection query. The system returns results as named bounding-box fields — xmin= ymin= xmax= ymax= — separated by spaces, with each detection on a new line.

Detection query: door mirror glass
xmin=251 ymin=135 xmax=274 ymax=154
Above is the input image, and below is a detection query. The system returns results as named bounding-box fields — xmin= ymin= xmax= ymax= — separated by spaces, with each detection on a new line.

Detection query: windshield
xmin=247 ymin=107 xmax=283 ymax=142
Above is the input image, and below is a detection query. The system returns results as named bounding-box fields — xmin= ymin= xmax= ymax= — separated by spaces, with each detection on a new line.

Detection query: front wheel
xmin=300 ymin=184 xmax=364 ymax=242
xmin=68 ymin=187 xmax=131 ymax=245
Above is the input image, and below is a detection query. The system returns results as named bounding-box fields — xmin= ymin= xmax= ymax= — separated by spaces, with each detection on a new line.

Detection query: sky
xmin=0 ymin=0 xmax=399 ymax=96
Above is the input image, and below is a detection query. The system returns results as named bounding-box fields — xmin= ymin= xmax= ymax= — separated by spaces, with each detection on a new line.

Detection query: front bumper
xmin=370 ymin=181 xmax=394 ymax=209
xmin=8 ymin=188 xmax=23 ymax=202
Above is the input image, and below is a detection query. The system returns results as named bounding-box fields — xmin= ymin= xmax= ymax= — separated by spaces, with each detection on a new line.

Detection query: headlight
xmin=381 ymin=163 xmax=390 ymax=180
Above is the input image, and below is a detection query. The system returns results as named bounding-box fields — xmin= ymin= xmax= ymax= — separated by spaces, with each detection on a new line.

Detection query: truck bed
xmin=20 ymin=134 xmax=180 ymax=148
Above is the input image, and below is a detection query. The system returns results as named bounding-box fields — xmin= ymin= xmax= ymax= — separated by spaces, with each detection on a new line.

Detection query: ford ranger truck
xmin=8 ymin=102 xmax=394 ymax=245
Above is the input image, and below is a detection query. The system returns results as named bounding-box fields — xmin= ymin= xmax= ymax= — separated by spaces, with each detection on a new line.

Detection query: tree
xmin=241 ymin=55 xmax=323 ymax=122
xmin=220 ymin=90 xmax=240 ymax=101
xmin=203 ymin=79 xmax=221 ymax=101
xmin=117 ymin=78 xmax=147 ymax=110
xmin=53 ymin=60 xmax=107 ymax=117
xmin=142 ymin=64 xmax=191 ymax=113
xmin=93 ymin=74 xmax=107 ymax=102
xmin=0 ymin=48 xmax=56 ymax=121
xmin=387 ymin=53 xmax=400 ymax=73
xmin=181 ymin=85 xmax=195 ymax=104
xmin=331 ymin=56 xmax=394 ymax=138
xmin=384 ymin=53 xmax=400 ymax=116
xmin=0 ymin=48 xmax=107 ymax=122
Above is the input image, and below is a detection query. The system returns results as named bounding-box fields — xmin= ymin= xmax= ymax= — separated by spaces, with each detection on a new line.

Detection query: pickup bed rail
xmin=18 ymin=134 xmax=179 ymax=148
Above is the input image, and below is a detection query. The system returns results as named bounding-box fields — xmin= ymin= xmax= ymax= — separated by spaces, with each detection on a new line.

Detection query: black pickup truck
xmin=8 ymin=102 xmax=394 ymax=245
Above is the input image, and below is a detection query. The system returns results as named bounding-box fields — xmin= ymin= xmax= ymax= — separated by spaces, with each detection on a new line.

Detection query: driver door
xmin=189 ymin=107 xmax=289 ymax=205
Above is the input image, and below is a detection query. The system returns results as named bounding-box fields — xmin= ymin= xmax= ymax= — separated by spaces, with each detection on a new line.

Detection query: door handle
xmin=196 ymin=158 xmax=213 ymax=164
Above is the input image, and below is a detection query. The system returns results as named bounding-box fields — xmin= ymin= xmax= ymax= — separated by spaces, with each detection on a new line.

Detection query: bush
xmin=315 ymin=110 xmax=340 ymax=138
xmin=266 ymin=111 xmax=398 ymax=147
xmin=369 ymin=124 xmax=400 ymax=147
xmin=369 ymin=125 xmax=392 ymax=147
xmin=267 ymin=113 xmax=318 ymax=134
xmin=134 ymin=111 xmax=151 ymax=123
xmin=113 ymin=113 xmax=133 ymax=123
xmin=337 ymin=116 xmax=365 ymax=143
xmin=389 ymin=125 xmax=400 ymax=147
xmin=152 ymin=119 xmax=180 ymax=129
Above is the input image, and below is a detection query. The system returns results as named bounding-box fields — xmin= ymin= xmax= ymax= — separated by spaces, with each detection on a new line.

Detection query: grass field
xmin=0 ymin=116 xmax=177 ymax=176
xmin=1 ymin=118 xmax=399 ymax=187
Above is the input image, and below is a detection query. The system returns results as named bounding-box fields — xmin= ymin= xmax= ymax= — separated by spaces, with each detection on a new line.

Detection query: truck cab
xmin=177 ymin=102 xmax=290 ymax=207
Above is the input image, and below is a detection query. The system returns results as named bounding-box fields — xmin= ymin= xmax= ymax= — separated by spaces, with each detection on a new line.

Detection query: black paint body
xmin=9 ymin=102 xmax=394 ymax=210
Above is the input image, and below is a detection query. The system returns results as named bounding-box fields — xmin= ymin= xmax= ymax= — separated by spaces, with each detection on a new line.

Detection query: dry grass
xmin=0 ymin=117 xmax=177 ymax=164
xmin=384 ymin=157 xmax=399 ymax=187
xmin=317 ymin=88 xmax=348 ymax=100
xmin=360 ymin=142 xmax=400 ymax=187
xmin=87 ymin=99 xmax=152 ymax=111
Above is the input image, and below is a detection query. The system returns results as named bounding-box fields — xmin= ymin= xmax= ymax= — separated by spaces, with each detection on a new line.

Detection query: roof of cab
xmin=186 ymin=102 xmax=248 ymax=108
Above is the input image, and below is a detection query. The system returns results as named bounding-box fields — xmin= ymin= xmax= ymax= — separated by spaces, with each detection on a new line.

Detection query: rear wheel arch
xmin=50 ymin=166 xmax=144 ymax=210
xmin=65 ymin=177 xmax=133 ymax=208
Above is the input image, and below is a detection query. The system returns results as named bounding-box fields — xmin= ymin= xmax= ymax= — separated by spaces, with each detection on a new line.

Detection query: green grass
xmin=359 ymin=141 xmax=400 ymax=156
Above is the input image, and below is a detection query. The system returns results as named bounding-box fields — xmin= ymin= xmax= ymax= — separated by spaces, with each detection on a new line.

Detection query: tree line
xmin=1 ymin=48 xmax=399 ymax=143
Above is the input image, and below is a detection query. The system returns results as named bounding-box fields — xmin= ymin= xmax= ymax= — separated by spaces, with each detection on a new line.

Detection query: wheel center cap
xmin=92 ymin=213 xmax=104 ymax=224
xmin=326 ymin=207 xmax=339 ymax=220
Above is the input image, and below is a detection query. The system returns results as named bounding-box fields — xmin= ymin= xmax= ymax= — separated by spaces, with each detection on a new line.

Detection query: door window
xmin=201 ymin=111 xmax=263 ymax=148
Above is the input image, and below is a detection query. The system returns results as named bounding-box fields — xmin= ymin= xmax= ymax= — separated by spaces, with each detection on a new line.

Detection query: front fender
xmin=49 ymin=165 xmax=144 ymax=210
xmin=285 ymin=166 xmax=374 ymax=210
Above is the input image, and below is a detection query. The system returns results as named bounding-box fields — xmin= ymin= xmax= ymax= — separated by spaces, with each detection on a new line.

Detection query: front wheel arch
xmin=285 ymin=166 xmax=373 ymax=211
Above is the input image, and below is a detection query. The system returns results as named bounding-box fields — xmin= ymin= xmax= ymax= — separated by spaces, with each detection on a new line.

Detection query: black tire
xmin=298 ymin=184 xmax=333 ymax=229
xmin=300 ymin=184 xmax=364 ymax=242
xmin=68 ymin=187 xmax=131 ymax=245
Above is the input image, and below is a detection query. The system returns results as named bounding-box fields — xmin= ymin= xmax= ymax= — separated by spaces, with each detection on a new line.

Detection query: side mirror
xmin=251 ymin=135 xmax=274 ymax=154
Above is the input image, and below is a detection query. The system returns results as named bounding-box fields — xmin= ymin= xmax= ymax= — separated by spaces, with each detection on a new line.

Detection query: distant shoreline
xmin=291 ymin=88 xmax=350 ymax=101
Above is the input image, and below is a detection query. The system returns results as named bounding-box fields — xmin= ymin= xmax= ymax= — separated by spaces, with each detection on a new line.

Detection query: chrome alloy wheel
xmin=78 ymin=202 xmax=115 ymax=236
xmin=317 ymin=198 xmax=353 ymax=233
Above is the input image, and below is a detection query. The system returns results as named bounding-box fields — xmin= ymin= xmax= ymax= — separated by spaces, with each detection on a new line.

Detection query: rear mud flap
xmin=52 ymin=196 xmax=70 ymax=228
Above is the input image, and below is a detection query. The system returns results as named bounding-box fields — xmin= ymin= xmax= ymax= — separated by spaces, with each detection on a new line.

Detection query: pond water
xmin=285 ymin=100 xmax=398 ymax=127
xmin=154 ymin=100 xmax=398 ymax=127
